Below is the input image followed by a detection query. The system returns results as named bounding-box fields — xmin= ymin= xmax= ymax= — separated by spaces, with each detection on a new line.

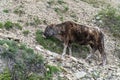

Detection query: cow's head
xmin=43 ymin=24 xmax=57 ymax=38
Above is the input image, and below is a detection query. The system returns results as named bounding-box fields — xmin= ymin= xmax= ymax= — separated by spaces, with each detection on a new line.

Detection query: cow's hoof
xmin=61 ymin=55 xmax=65 ymax=61
xmin=55 ymin=56 xmax=63 ymax=61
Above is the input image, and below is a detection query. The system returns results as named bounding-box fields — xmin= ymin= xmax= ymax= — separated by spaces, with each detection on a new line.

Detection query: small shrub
xmin=70 ymin=12 xmax=78 ymax=22
xmin=45 ymin=65 xmax=60 ymax=80
xmin=59 ymin=16 xmax=64 ymax=22
xmin=0 ymin=68 xmax=11 ymax=80
xmin=27 ymin=73 xmax=44 ymax=80
xmin=0 ymin=22 xmax=3 ymax=28
xmin=91 ymin=70 xmax=100 ymax=79
xmin=23 ymin=30 xmax=30 ymax=36
xmin=3 ymin=9 xmax=9 ymax=13
xmin=54 ymin=6 xmax=69 ymax=15
xmin=4 ymin=21 xmax=22 ymax=30
xmin=33 ymin=16 xmax=42 ymax=26
xmin=63 ymin=5 xmax=69 ymax=13
xmin=14 ymin=8 xmax=25 ymax=16
xmin=54 ymin=8 xmax=62 ymax=16
xmin=57 ymin=0 xmax=66 ymax=4
xmin=47 ymin=0 xmax=55 ymax=5
xmin=4 ymin=21 xmax=13 ymax=30
xmin=14 ymin=23 xmax=22 ymax=30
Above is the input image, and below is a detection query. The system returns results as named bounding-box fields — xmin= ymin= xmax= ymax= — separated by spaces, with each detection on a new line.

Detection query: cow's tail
xmin=100 ymin=31 xmax=104 ymax=49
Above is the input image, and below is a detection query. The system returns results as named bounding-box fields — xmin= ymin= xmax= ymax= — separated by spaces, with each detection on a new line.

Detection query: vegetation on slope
xmin=0 ymin=21 xmax=22 ymax=30
xmin=95 ymin=6 xmax=120 ymax=38
xmin=0 ymin=40 xmax=60 ymax=80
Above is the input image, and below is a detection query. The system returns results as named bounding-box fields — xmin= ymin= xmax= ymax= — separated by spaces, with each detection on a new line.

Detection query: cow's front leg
xmin=68 ymin=44 xmax=72 ymax=56
xmin=62 ymin=43 xmax=68 ymax=58
xmin=86 ymin=46 xmax=96 ymax=61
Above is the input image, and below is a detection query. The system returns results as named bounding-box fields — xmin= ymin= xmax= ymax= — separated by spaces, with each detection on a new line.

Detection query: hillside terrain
xmin=0 ymin=0 xmax=120 ymax=80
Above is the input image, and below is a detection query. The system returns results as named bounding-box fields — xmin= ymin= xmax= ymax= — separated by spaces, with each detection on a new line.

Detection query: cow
xmin=43 ymin=21 xmax=107 ymax=66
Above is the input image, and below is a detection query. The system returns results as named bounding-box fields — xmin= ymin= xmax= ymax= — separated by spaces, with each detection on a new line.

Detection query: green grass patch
xmin=3 ymin=9 xmax=9 ymax=13
xmin=0 ymin=68 xmax=11 ymax=80
xmin=45 ymin=65 xmax=60 ymax=80
xmin=47 ymin=0 xmax=56 ymax=5
xmin=23 ymin=30 xmax=30 ymax=36
xmin=4 ymin=21 xmax=14 ymax=30
xmin=0 ymin=22 xmax=4 ymax=28
xmin=35 ymin=30 xmax=89 ymax=58
xmin=14 ymin=23 xmax=22 ymax=30
xmin=3 ymin=21 xmax=22 ymax=30
xmin=54 ymin=5 xmax=69 ymax=15
xmin=80 ymin=0 xmax=109 ymax=8
xmin=57 ymin=0 xmax=66 ymax=4
xmin=33 ymin=16 xmax=42 ymax=26
xmin=95 ymin=6 xmax=120 ymax=38
xmin=13 ymin=7 xmax=25 ymax=16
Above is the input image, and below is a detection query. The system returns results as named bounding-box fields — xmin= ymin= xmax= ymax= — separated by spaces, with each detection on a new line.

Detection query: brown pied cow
xmin=43 ymin=21 xmax=107 ymax=66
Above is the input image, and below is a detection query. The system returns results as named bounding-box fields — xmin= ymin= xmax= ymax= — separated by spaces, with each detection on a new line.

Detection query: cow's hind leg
xmin=98 ymin=47 xmax=107 ymax=66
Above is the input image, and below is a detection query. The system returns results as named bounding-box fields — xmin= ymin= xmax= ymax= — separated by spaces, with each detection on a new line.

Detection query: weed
xmin=23 ymin=30 xmax=30 ymax=36
xmin=14 ymin=23 xmax=22 ymax=30
xmin=59 ymin=16 xmax=64 ymax=22
xmin=54 ymin=5 xmax=69 ymax=15
xmin=0 ymin=22 xmax=3 ymax=28
xmin=3 ymin=9 xmax=9 ymax=13
xmin=45 ymin=65 xmax=60 ymax=80
xmin=54 ymin=7 xmax=62 ymax=15
xmin=63 ymin=5 xmax=69 ymax=13
xmin=33 ymin=16 xmax=42 ymax=26
xmin=58 ymin=0 xmax=66 ymax=4
xmin=4 ymin=21 xmax=13 ymax=30
xmin=80 ymin=0 xmax=109 ymax=8
xmin=14 ymin=8 xmax=25 ymax=16
xmin=91 ymin=70 xmax=100 ymax=79
xmin=0 ymin=68 xmax=11 ymax=80
xmin=70 ymin=12 xmax=78 ymax=22
xmin=27 ymin=73 xmax=44 ymax=80
xmin=54 ymin=5 xmax=69 ymax=22
xmin=4 ymin=21 xmax=22 ymax=30
xmin=47 ymin=0 xmax=55 ymax=5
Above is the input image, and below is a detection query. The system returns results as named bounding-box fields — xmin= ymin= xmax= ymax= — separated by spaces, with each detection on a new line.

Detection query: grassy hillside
xmin=0 ymin=0 xmax=120 ymax=80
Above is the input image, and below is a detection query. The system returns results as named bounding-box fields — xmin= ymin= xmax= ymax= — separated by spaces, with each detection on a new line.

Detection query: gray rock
xmin=74 ymin=71 xmax=87 ymax=79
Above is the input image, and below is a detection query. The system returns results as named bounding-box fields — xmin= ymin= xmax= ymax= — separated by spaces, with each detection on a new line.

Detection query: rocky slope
xmin=0 ymin=0 xmax=120 ymax=80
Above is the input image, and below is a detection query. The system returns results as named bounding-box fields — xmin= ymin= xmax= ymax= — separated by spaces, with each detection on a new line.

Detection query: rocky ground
xmin=0 ymin=0 xmax=120 ymax=80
